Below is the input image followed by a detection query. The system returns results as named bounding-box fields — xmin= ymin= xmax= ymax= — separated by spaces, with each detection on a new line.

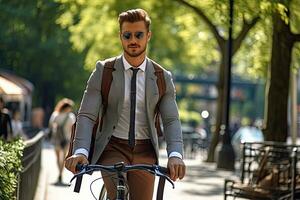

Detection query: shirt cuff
xmin=74 ymin=148 xmax=89 ymax=158
xmin=169 ymin=152 xmax=183 ymax=159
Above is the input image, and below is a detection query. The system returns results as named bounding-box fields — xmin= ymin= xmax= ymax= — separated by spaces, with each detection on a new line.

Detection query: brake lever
xmin=70 ymin=167 xmax=94 ymax=183
xmin=154 ymin=168 xmax=175 ymax=189
xmin=70 ymin=170 xmax=85 ymax=183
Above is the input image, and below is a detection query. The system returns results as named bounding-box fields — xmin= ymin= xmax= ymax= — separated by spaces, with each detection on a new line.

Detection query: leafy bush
xmin=0 ymin=138 xmax=24 ymax=200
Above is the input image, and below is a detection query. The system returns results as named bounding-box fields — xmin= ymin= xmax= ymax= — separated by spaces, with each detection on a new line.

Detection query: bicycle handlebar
xmin=71 ymin=162 xmax=174 ymax=189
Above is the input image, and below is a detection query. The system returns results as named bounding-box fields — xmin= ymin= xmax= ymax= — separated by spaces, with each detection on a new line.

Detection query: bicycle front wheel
xmin=99 ymin=185 xmax=107 ymax=200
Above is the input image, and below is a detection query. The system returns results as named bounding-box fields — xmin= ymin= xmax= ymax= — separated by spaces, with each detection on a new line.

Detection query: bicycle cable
xmin=89 ymin=173 xmax=129 ymax=200
xmin=90 ymin=177 xmax=104 ymax=200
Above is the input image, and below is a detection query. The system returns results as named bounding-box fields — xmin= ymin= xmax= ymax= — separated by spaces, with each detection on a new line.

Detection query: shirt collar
xmin=122 ymin=55 xmax=146 ymax=72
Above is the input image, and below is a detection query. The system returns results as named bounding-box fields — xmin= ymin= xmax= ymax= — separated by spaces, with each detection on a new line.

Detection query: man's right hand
xmin=65 ymin=154 xmax=89 ymax=174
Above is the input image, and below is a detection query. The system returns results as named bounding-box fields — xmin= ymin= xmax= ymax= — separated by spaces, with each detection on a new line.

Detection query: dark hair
xmin=0 ymin=96 xmax=4 ymax=104
xmin=59 ymin=103 xmax=72 ymax=112
xmin=54 ymin=98 xmax=74 ymax=113
xmin=118 ymin=8 xmax=151 ymax=31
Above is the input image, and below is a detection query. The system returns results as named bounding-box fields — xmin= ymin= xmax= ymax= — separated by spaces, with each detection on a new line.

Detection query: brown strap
xmin=89 ymin=58 xmax=116 ymax=161
xmin=65 ymin=58 xmax=116 ymax=161
xmin=66 ymin=122 xmax=76 ymax=159
xmin=152 ymin=60 xmax=166 ymax=137
xmin=99 ymin=58 xmax=116 ymax=131
xmin=65 ymin=116 xmax=98 ymax=163
xmin=67 ymin=58 xmax=116 ymax=193
xmin=88 ymin=120 xmax=100 ymax=161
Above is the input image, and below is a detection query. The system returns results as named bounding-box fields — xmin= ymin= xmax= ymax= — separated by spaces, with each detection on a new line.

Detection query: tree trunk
xmin=206 ymin=52 xmax=227 ymax=162
xmin=41 ymin=81 xmax=56 ymax=126
xmin=290 ymin=69 xmax=297 ymax=144
xmin=263 ymin=12 xmax=294 ymax=142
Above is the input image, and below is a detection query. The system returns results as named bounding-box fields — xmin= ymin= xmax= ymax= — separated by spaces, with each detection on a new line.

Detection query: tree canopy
xmin=0 ymin=0 xmax=88 ymax=111
xmin=1 ymin=0 xmax=300 ymax=132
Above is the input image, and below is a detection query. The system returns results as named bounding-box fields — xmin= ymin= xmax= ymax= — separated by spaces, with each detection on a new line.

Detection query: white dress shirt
xmin=75 ymin=56 xmax=182 ymax=159
xmin=112 ymin=56 xmax=149 ymax=139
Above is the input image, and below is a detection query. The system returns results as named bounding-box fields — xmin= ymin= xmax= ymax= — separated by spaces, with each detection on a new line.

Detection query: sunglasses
xmin=122 ymin=31 xmax=145 ymax=40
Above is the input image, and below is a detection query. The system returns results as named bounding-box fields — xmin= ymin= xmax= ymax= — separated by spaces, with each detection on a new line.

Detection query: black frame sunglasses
xmin=122 ymin=31 xmax=145 ymax=40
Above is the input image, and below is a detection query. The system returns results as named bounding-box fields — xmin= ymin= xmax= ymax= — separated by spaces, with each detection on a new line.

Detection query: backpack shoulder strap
xmin=101 ymin=57 xmax=117 ymax=117
xmin=151 ymin=60 xmax=166 ymax=137
xmin=95 ymin=57 xmax=116 ymax=132
xmin=151 ymin=60 xmax=166 ymax=99
xmin=89 ymin=57 xmax=116 ymax=162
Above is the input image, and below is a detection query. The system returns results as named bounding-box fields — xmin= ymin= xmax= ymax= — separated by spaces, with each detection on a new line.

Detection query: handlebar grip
xmin=76 ymin=163 xmax=84 ymax=172
xmin=158 ymin=166 xmax=169 ymax=175
xmin=73 ymin=164 xmax=85 ymax=193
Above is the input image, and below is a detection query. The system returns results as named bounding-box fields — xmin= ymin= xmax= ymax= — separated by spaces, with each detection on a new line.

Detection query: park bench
xmin=224 ymin=141 xmax=300 ymax=200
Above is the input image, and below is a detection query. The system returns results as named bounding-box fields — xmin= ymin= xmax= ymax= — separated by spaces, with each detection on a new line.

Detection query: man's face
xmin=120 ymin=21 xmax=151 ymax=58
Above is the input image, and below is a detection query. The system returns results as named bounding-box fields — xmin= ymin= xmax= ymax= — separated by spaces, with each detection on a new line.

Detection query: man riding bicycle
xmin=65 ymin=8 xmax=186 ymax=200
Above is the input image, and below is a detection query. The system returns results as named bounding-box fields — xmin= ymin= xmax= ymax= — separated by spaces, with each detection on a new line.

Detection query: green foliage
xmin=1 ymin=0 xmax=299 ymax=116
xmin=0 ymin=138 xmax=24 ymax=200
xmin=179 ymin=109 xmax=202 ymax=127
xmin=55 ymin=0 xmax=220 ymax=74
xmin=233 ymin=0 xmax=300 ymax=79
xmin=55 ymin=0 xmax=300 ymax=82
xmin=178 ymin=99 xmax=202 ymax=127
xmin=0 ymin=0 xmax=88 ymax=108
xmin=233 ymin=24 xmax=271 ymax=79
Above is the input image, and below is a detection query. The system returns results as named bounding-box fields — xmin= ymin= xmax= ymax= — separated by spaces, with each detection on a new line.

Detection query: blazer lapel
xmin=111 ymin=55 xmax=125 ymax=117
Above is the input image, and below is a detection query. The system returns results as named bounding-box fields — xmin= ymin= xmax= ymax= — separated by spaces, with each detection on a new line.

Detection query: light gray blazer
xmin=73 ymin=55 xmax=183 ymax=164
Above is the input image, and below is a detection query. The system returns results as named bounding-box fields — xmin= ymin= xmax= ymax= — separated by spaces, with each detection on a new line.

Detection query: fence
xmin=16 ymin=131 xmax=45 ymax=200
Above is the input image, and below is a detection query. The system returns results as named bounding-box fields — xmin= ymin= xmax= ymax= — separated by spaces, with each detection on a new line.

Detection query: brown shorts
xmin=97 ymin=136 xmax=157 ymax=200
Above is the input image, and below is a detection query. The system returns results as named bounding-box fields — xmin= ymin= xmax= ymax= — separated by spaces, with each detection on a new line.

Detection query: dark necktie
xmin=128 ymin=68 xmax=139 ymax=147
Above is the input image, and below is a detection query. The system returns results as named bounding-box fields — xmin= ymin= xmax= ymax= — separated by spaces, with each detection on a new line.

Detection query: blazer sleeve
xmin=159 ymin=71 xmax=183 ymax=157
xmin=73 ymin=61 xmax=104 ymax=153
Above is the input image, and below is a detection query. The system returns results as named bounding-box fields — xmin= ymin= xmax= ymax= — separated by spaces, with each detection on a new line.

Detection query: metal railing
xmin=16 ymin=131 xmax=45 ymax=200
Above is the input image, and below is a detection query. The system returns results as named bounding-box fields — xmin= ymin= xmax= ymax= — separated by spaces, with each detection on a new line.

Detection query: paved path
xmin=34 ymin=141 xmax=238 ymax=200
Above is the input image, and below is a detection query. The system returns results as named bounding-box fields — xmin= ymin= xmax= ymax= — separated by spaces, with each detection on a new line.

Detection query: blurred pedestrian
xmin=11 ymin=109 xmax=28 ymax=140
xmin=0 ymin=96 xmax=12 ymax=141
xmin=49 ymin=98 xmax=76 ymax=183
xmin=31 ymin=107 xmax=45 ymax=130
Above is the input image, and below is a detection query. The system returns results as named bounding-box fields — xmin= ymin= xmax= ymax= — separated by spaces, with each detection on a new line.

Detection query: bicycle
xmin=70 ymin=162 xmax=174 ymax=200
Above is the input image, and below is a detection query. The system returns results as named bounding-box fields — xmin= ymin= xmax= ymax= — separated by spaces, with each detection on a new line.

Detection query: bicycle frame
xmin=116 ymin=172 xmax=126 ymax=199
xmin=115 ymin=162 xmax=126 ymax=200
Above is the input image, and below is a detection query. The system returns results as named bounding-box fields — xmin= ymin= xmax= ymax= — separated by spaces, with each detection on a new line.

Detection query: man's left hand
xmin=167 ymin=157 xmax=186 ymax=181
